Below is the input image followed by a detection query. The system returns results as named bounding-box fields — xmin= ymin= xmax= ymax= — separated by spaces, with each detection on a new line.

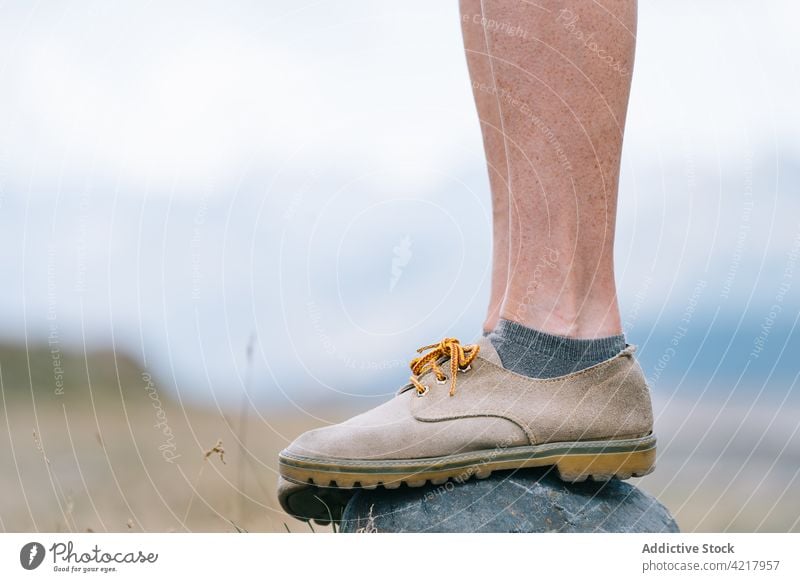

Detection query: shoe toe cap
xmin=282 ymin=423 xmax=398 ymax=460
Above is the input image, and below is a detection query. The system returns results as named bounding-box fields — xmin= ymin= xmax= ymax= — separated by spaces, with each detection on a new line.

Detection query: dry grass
xmin=0 ymin=342 xmax=351 ymax=532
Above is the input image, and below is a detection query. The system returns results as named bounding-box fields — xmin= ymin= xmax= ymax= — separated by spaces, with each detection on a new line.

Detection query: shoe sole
xmin=278 ymin=434 xmax=656 ymax=523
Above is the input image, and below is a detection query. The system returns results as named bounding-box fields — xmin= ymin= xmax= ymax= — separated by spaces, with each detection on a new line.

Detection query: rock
xmin=340 ymin=468 xmax=679 ymax=533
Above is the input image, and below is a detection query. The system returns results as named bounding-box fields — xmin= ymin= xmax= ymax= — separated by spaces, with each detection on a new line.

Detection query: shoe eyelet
xmin=435 ymin=376 xmax=448 ymax=385
xmin=416 ymin=385 xmax=430 ymax=397
xmin=459 ymin=364 xmax=472 ymax=373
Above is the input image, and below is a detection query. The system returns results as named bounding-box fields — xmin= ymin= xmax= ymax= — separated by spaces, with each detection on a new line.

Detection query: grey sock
xmin=488 ymin=318 xmax=626 ymax=379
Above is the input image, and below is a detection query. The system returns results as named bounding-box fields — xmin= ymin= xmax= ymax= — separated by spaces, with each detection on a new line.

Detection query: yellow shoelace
xmin=409 ymin=337 xmax=480 ymax=397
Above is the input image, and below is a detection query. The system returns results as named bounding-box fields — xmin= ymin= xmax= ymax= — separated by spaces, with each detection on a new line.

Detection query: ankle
xmin=500 ymin=302 xmax=622 ymax=339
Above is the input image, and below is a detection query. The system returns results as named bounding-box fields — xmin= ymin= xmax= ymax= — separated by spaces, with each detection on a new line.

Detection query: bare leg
xmin=460 ymin=0 xmax=511 ymax=334
xmin=481 ymin=0 xmax=637 ymax=339
xmin=278 ymin=0 xmax=654 ymax=521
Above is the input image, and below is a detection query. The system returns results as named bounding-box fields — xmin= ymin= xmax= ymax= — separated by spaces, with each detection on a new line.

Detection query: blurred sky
xmin=1 ymin=0 xmax=799 ymax=410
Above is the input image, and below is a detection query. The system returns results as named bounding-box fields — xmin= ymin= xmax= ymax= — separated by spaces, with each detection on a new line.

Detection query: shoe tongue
xmin=476 ymin=335 xmax=502 ymax=366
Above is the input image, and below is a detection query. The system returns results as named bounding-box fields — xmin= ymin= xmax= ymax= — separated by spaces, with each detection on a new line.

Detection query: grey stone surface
xmin=340 ymin=468 xmax=679 ymax=533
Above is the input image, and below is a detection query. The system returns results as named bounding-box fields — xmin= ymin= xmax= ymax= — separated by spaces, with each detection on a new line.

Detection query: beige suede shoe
xmin=277 ymin=336 xmax=656 ymax=523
